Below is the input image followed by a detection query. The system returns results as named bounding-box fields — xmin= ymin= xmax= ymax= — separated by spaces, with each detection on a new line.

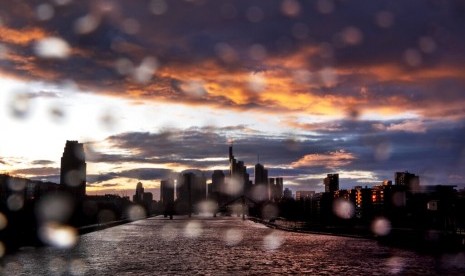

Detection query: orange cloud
xmin=291 ymin=150 xmax=356 ymax=169
xmin=0 ymin=26 xmax=47 ymax=45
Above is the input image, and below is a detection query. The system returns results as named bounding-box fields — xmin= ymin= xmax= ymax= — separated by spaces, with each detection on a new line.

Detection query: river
xmin=2 ymin=216 xmax=465 ymax=275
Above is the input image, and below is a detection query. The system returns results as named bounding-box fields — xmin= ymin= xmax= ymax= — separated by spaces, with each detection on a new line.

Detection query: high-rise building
xmin=395 ymin=171 xmax=420 ymax=192
xmin=133 ymin=182 xmax=144 ymax=203
xmin=60 ymin=140 xmax=86 ymax=199
xmin=296 ymin=190 xmax=315 ymax=201
xmin=324 ymin=174 xmax=339 ymax=193
xmin=177 ymin=171 xmax=207 ymax=207
xmin=160 ymin=179 xmax=175 ymax=204
xmin=211 ymin=170 xmax=225 ymax=203
xmin=283 ymin=188 xmax=293 ymax=199
xmin=228 ymin=145 xmax=250 ymax=196
xmin=275 ymin=177 xmax=284 ymax=200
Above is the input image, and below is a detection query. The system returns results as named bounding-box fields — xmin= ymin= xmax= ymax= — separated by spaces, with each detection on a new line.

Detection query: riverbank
xmin=249 ymin=217 xmax=465 ymax=253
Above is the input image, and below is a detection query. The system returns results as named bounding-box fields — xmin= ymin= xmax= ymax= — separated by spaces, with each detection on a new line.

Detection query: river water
xmin=2 ymin=216 xmax=465 ymax=275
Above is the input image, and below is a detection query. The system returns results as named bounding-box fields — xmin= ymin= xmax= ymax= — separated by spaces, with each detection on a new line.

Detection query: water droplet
xmin=7 ymin=177 xmax=27 ymax=191
xmin=8 ymin=92 xmax=32 ymax=119
xmin=132 ymin=56 xmax=159 ymax=83
xmin=316 ymin=0 xmax=334 ymax=14
xmin=36 ymin=194 xmax=73 ymax=223
xmin=49 ymin=105 xmax=66 ymax=123
xmin=184 ymin=221 xmax=203 ymax=238
xmin=333 ymin=199 xmax=354 ymax=219
xmin=53 ymin=0 xmax=73 ymax=5
xmin=0 ymin=43 xmax=8 ymax=59
xmin=39 ymin=223 xmax=78 ymax=248
xmin=281 ymin=0 xmax=301 ymax=17
xmin=375 ymin=11 xmax=394 ymax=28
xmin=248 ymin=73 xmax=267 ymax=93
xmin=292 ymin=23 xmax=309 ymax=40
xmin=36 ymin=4 xmax=55 ymax=21
xmin=69 ymin=259 xmax=88 ymax=276
xmin=341 ymin=26 xmax=363 ymax=46
xmin=248 ymin=44 xmax=267 ymax=61
xmin=215 ymin=43 xmax=238 ymax=63
xmin=221 ymin=3 xmax=237 ymax=19
xmin=181 ymin=80 xmax=207 ymax=98
xmin=74 ymin=14 xmax=100 ymax=35
xmin=385 ymin=256 xmax=404 ymax=274
xmin=150 ymin=0 xmax=168 ymax=15
xmin=49 ymin=257 xmax=67 ymax=275
xmin=261 ymin=204 xmax=279 ymax=220
xmin=34 ymin=37 xmax=71 ymax=59
xmin=65 ymin=170 xmax=85 ymax=187
xmin=246 ymin=6 xmax=264 ymax=23
xmin=418 ymin=36 xmax=436 ymax=54
xmin=374 ymin=142 xmax=391 ymax=161
xmin=122 ymin=18 xmax=140 ymax=35
xmin=404 ymin=48 xmax=422 ymax=67
xmin=196 ymin=200 xmax=217 ymax=216
xmin=224 ymin=228 xmax=243 ymax=246
xmin=127 ymin=205 xmax=146 ymax=221
xmin=0 ymin=212 xmax=8 ymax=230
xmin=263 ymin=231 xmax=283 ymax=251
xmin=7 ymin=194 xmax=24 ymax=211
xmin=161 ymin=224 xmax=179 ymax=241
xmin=371 ymin=217 xmax=391 ymax=236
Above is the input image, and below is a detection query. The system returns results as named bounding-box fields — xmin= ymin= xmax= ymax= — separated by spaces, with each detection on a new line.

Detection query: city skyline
xmin=1 ymin=0 xmax=465 ymax=196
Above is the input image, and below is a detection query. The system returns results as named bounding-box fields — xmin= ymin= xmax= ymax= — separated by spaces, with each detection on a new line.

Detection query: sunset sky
xmin=1 ymin=0 xmax=465 ymax=197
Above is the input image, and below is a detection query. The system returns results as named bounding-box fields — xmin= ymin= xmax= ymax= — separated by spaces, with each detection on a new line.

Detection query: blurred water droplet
xmin=292 ymin=23 xmax=309 ymax=40
xmin=36 ymin=4 xmax=55 ymax=21
xmin=100 ymin=110 xmax=118 ymax=131
xmin=224 ymin=228 xmax=243 ymax=246
xmin=341 ymin=26 xmax=363 ymax=45
xmin=7 ymin=194 xmax=24 ymax=211
xmin=65 ymin=170 xmax=85 ymax=187
xmin=404 ymin=49 xmax=422 ymax=67
xmin=375 ymin=11 xmax=394 ymax=28
xmin=371 ymin=217 xmax=391 ymax=236
xmin=83 ymin=142 xmax=101 ymax=162
xmin=248 ymin=44 xmax=267 ymax=61
xmin=7 ymin=177 xmax=27 ymax=191
xmin=418 ymin=36 xmax=436 ymax=54
xmin=441 ymin=253 xmax=465 ymax=269
xmin=115 ymin=58 xmax=134 ymax=75
xmin=161 ymin=224 xmax=179 ymax=241
xmin=196 ymin=200 xmax=217 ymax=216
xmin=0 ymin=212 xmax=7 ymax=230
xmin=248 ymin=73 xmax=267 ymax=93
xmin=281 ymin=0 xmax=301 ymax=17
xmin=49 ymin=257 xmax=67 ymax=275
xmin=182 ymin=80 xmax=207 ymax=98
xmin=221 ymin=3 xmax=237 ymax=19
xmin=127 ymin=205 xmax=146 ymax=221
xmin=385 ymin=256 xmax=404 ymax=274
xmin=333 ymin=199 xmax=354 ymax=219
xmin=374 ymin=142 xmax=391 ymax=161
xmin=246 ymin=6 xmax=264 ymax=23
xmin=49 ymin=105 xmax=66 ymax=123
xmin=293 ymin=69 xmax=312 ymax=84
xmin=251 ymin=184 xmax=269 ymax=202
xmin=319 ymin=67 xmax=337 ymax=87
xmin=215 ymin=43 xmax=238 ymax=63
xmin=225 ymin=176 xmax=243 ymax=196
xmin=392 ymin=191 xmax=406 ymax=207
xmin=122 ymin=18 xmax=140 ymax=35
xmin=36 ymin=193 xmax=73 ymax=223
xmin=39 ymin=223 xmax=78 ymax=248
xmin=150 ymin=0 xmax=168 ymax=15
xmin=316 ymin=0 xmax=334 ymax=14
xmin=53 ymin=0 xmax=73 ymax=5
xmin=261 ymin=204 xmax=278 ymax=220
xmin=34 ymin=37 xmax=71 ymax=59
xmin=69 ymin=259 xmax=88 ymax=276
xmin=0 ymin=242 xmax=5 ymax=258
xmin=263 ymin=231 xmax=284 ymax=251
xmin=98 ymin=209 xmax=116 ymax=223
xmin=74 ymin=14 xmax=100 ymax=35
xmin=8 ymin=92 xmax=32 ymax=119
xmin=132 ymin=56 xmax=159 ymax=83
xmin=184 ymin=221 xmax=203 ymax=238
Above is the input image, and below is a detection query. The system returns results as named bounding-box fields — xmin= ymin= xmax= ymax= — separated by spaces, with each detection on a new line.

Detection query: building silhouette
xmin=176 ymin=170 xmax=207 ymax=215
xmin=324 ymin=174 xmax=339 ymax=193
xmin=395 ymin=171 xmax=420 ymax=192
xmin=60 ymin=140 xmax=86 ymax=199
xmin=229 ymin=145 xmax=251 ymax=196
xmin=211 ymin=170 xmax=225 ymax=204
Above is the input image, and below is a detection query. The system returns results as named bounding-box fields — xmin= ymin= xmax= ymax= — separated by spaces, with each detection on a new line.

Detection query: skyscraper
xmin=228 ymin=145 xmax=250 ymax=196
xmin=160 ymin=179 xmax=175 ymax=204
xmin=324 ymin=174 xmax=339 ymax=193
xmin=60 ymin=140 xmax=86 ymax=199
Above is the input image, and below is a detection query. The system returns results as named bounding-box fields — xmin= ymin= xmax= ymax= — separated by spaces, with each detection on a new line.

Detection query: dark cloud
xmin=31 ymin=159 xmax=55 ymax=165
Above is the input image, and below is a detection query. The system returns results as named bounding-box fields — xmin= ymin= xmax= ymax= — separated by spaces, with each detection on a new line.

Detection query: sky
xmin=1 ymin=0 xmax=465 ymax=197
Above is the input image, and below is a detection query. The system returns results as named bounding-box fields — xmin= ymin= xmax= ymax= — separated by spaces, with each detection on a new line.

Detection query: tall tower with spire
xmin=60 ymin=140 xmax=86 ymax=199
